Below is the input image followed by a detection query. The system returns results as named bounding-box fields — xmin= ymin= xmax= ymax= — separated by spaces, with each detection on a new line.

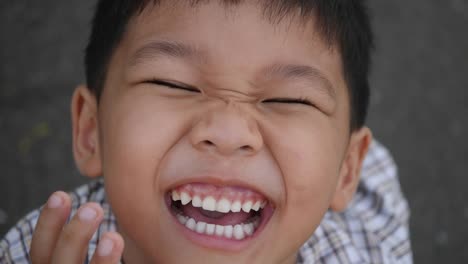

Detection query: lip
xmin=163 ymin=177 xmax=275 ymax=251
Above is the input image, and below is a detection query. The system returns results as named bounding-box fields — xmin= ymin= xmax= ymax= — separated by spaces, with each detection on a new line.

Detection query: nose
xmin=189 ymin=103 xmax=263 ymax=156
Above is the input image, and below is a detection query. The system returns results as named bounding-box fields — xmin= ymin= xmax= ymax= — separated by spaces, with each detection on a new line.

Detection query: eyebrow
xmin=129 ymin=40 xmax=206 ymax=66
xmin=129 ymin=40 xmax=336 ymax=99
xmin=263 ymin=63 xmax=336 ymax=100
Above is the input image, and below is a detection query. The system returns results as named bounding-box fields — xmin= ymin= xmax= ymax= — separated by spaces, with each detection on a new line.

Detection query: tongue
xmin=182 ymin=203 xmax=252 ymax=226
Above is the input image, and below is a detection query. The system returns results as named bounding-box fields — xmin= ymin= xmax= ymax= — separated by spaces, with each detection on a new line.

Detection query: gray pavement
xmin=1 ymin=1 xmax=467 ymax=262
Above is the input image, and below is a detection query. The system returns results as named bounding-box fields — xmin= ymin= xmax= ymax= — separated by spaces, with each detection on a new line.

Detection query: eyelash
xmin=262 ymin=97 xmax=314 ymax=106
xmin=147 ymin=79 xmax=314 ymax=106
xmin=148 ymin=79 xmax=201 ymax=93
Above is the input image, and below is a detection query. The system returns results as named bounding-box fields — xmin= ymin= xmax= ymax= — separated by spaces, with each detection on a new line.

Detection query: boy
xmin=0 ymin=0 xmax=412 ymax=263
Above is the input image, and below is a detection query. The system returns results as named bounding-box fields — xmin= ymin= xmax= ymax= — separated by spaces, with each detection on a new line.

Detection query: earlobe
xmin=330 ymin=127 xmax=372 ymax=211
xmin=71 ymin=85 xmax=102 ymax=178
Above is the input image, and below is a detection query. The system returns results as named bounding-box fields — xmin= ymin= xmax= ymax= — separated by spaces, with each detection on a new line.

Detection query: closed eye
xmin=147 ymin=79 xmax=201 ymax=93
xmin=262 ymin=97 xmax=315 ymax=107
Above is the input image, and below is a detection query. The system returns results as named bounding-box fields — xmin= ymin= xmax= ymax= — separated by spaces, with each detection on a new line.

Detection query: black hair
xmin=85 ymin=0 xmax=373 ymax=130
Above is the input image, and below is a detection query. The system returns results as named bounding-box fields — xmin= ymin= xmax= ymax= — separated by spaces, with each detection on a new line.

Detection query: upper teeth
xmin=172 ymin=190 xmax=266 ymax=213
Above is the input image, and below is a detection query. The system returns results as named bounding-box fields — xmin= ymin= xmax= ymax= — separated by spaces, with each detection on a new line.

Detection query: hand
xmin=30 ymin=191 xmax=124 ymax=264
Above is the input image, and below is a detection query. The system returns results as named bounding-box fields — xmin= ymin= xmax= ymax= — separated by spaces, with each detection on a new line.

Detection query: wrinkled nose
xmin=189 ymin=104 xmax=263 ymax=156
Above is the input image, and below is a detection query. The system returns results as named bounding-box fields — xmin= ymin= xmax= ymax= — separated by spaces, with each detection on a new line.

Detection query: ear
xmin=71 ymin=85 xmax=102 ymax=178
xmin=330 ymin=126 xmax=372 ymax=211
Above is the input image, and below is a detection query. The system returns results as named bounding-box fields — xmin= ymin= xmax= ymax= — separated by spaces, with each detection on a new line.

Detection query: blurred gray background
xmin=0 ymin=1 xmax=467 ymax=263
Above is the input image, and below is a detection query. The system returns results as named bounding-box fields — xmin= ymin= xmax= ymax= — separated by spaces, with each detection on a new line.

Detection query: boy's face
xmin=73 ymin=1 xmax=370 ymax=263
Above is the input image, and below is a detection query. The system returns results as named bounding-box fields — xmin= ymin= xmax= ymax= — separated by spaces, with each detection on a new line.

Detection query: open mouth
xmin=166 ymin=183 xmax=273 ymax=242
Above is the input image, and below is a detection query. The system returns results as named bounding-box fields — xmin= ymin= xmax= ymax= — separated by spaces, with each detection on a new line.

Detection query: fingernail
xmin=78 ymin=206 xmax=97 ymax=222
xmin=97 ymin=237 xmax=114 ymax=257
xmin=47 ymin=193 xmax=63 ymax=209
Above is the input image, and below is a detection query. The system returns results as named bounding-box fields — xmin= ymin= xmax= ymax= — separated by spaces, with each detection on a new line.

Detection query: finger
xmin=89 ymin=232 xmax=124 ymax=264
xmin=30 ymin=191 xmax=72 ymax=264
xmin=51 ymin=202 xmax=104 ymax=264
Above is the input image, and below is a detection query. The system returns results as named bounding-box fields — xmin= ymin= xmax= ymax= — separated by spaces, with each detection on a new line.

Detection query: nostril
xmin=202 ymin=140 xmax=215 ymax=146
xmin=240 ymin=145 xmax=253 ymax=152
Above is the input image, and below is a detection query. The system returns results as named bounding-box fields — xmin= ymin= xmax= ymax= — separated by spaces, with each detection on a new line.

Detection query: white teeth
xmin=253 ymin=220 xmax=260 ymax=228
xmin=180 ymin=192 xmax=191 ymax=205
xmin=195 ymin=221 xmax=206 ymax=234
xmin=224 ymin=225 xmax=233 ymax=239
xmin=172 ymin=190 xmax=267 ymax=213
xmin=215 ymin=225 xmax=224 ymax=236
xmin=233 ymin=224 xmax=245 ymax=240
xmin=177 ymin=215 xmax=258 ymax=240
xmin=252 ymin=201 xmax=261 ymax=211
xmin=185 ymin=218 xmax=196 ymax=230
xmin=206 ymin=224 xmax=215 ymax=235
xmin=202 ymin=196 xmax=216 ymax=211
xmin=231 ymin=201 xmax=242 ymax=212
xmin=192 ymin=195 xmax=202 ymax=207
xmin=216 ymin=199 xmax=231 ymax=213
xmin=176 ymin=214 xmax=188 ymax=225
xmin=243 ymin=223 xmax=254 ymax=235
xmin=242 ymin=201 xmax=253 ymax=213
xmin=172 ymin=191 xmax=181 ymax=201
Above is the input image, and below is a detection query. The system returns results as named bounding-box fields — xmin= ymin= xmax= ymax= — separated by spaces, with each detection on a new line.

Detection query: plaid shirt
xmin=0 ymin=140 xmax=412 ymax=263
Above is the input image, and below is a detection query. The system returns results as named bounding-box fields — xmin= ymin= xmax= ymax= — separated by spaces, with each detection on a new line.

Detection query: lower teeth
xmin=176 ymin=213 xmax=259 ymax=240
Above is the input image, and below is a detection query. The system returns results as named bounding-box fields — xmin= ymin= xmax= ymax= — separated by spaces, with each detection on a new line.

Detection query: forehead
xmin=111 ymin=1 xmax=347 ymax=101
xmin=125 ymin=1 xmax=335 ymax=57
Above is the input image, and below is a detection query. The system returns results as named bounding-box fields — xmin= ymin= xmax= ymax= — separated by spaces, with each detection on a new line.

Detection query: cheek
xmin=263 ymin=115 xmax=345 ymax=251
xmin=285 ymin=138 xmax=342 ymax=206
xmin=97 ymin=92 xmax=194 ymax=232
xmin=265 ymin=113 xmax=344 ymax=205
xmin=284 ymin=145 xmax=340 ymax=226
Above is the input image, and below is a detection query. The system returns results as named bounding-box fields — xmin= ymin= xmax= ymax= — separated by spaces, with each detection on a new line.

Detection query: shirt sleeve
xmin=0 ymin=179 xmax=108 ymax=264
xmin=0 ymin=209 xmax=40 ymax=264
xmin=298 ymin=140 xmax=413 ymax=264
